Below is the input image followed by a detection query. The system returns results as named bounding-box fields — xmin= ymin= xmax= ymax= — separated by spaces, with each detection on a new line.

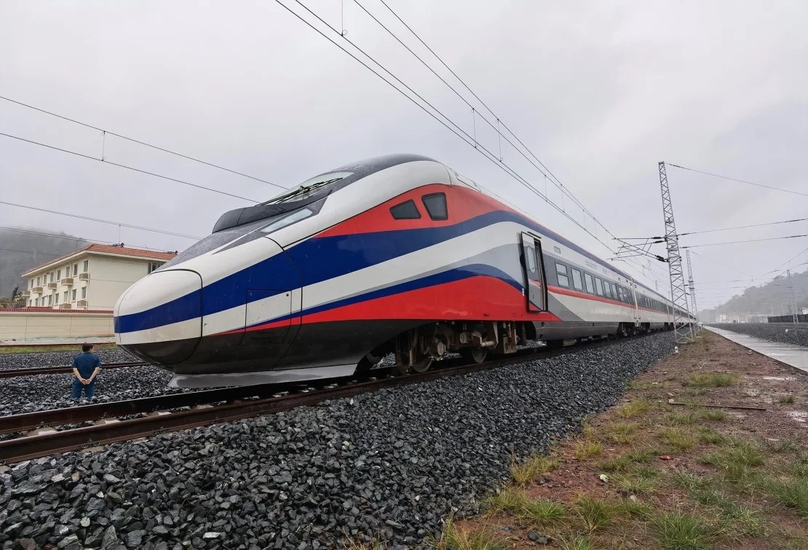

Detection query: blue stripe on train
xmin=240 ymin=263 xmax=522 ymax=330
xmin=115 ymin=208 xmax=660 ymax=334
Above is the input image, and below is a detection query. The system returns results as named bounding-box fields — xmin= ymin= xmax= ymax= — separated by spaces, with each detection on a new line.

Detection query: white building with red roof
xmin=20 ymin=243 xmax=177 ymax=310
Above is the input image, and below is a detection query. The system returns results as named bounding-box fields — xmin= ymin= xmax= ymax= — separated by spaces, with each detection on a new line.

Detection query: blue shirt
xmin=72 ymin=352 xmax=101 ymax=379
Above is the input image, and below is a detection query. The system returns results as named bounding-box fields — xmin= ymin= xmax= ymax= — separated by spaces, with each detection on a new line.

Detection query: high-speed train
xmin=114 ymin=154 xmax=694 ymax=387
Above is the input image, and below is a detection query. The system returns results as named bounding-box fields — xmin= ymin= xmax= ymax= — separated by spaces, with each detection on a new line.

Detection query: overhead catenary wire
xmin=0 ymin=94 xmax=286 ymax=191
xmin=366 ymin=0 xmax=614 ymax=239
xmin=667 ymin=163 xmax=808 ymax=198
xmin=677 ymin=217 xmax=808 ymax=237
xmin=0 ymin=132 xmax=260 ymax=204
xmin=276 ymin=0 xmax=631 ymax=274
xmin=0 ymin=200 xmax=203 ymax=240
xmin=681 ymin=234 xmax=808 ymax=249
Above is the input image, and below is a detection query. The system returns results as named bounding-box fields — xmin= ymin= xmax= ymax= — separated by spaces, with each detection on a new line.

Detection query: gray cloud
xmin=1 ymin=0 xmax=806 ymax=310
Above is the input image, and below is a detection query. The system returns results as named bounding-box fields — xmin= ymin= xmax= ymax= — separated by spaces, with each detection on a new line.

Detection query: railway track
xmin=0 ymin=334 xmax=660 ymax=464
xmin=0 ymin=361 xmax=149 ymax=379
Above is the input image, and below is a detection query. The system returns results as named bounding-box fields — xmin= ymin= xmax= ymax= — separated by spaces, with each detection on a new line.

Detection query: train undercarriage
xmin=361 ymin=319 xmax=679 ymax=375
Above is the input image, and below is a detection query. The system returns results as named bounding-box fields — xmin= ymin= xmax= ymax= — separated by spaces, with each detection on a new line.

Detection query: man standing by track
xmin=71 ymin=343 xmax=102 ymax=400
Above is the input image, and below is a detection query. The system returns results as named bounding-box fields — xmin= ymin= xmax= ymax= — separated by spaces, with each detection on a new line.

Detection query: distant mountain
xmin=700 ymin=267 xmax=808 ymax=322
xmin=0 ymin=228 xmax=89 ymax=299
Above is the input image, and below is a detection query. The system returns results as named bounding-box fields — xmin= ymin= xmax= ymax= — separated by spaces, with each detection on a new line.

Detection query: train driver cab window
xmin=421 ymin=193 xmax=448 ymax=221
xmin=555 ymin=262 xmax=570 ymax=288
xmin=595 ymin=277 xmax=604 ymax=296
xmin=571 ymin=268 xmax=584 ymax=291
xmin=584 ymin=272 xmax=595 ymax=294
xmin=390 ymin=200 xmax=421 ymax=220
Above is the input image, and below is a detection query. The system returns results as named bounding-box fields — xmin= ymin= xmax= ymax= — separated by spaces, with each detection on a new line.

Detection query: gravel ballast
xmin=0 ymin=333 xmax=674 ymax=550
xmin=710 ymin=322 xmax=808 ymax=348
xmin=0 ymin=366 xmax=183 ymax=417
xmin=0 ymin=348 xmax=138 ymax=371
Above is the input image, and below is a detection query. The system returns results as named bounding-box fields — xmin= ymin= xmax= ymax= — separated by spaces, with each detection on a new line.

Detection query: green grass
xmin=599 ymin=455 xmax=631 ymax=473
xmin=658 ymin=427 xmax=696 ymax=452
xmin=701 ymin=410 xmax=728 ymax=421
xmin=764 ymin=438 xmax=800 ymax=454
xmin=777 ymin=395 xmax=796 ymax=404
xmin=687 ymin=373 xmax=738 ymax=387
xmin=436 ymin=519 xmax=510 ymax=550
xmin=651 ymin=510 xmax=713 ymax=550
xmin=510 ymin=454 xmax=558 ymax=486
xmin=615 ymin=399 xmax=652 ymax=419
xmin=573 ymin=440 xmax=603 ymax=460
xmin=611 ymin=472 xmax=656 ymax=495
xmin=761 ymin=477 xmax=808 ymax=518
xmin=702 ymin=440 xmax=765 ymax=482
xmin=665 ymin=412 xmax=699 ymax=425
xmin=486 ymin=487 xmax=567 ymax=526
xmin=625 ymin=446 xmax=660 ymax=464
xmin=574 ymin=495 xmax=617 ymax=532
xmin=698 ymin=427 xmax=727 ymax=445
xmin=556 ymin=536 xmax=597 ymax=550
xmin=605 ymin=422 xmax=638 ymax=445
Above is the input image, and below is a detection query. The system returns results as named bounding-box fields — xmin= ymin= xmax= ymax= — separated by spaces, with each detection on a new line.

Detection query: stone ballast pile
xmin=0 ymin=348 xmax=137 ymax=371
xmin=0 ymin=334 xmax=674 ymax=550
xmin=710 ymin=322 xmax=808 ymax=348
xmin=0 ymin=366 xmax=182 ymax=417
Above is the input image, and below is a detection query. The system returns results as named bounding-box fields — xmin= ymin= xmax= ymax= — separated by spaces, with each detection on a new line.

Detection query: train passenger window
xmin=571 ymin=268 xmax=583 ymax=291
xmin=421 ymin=193 xmax=448 ymax=221
xmin=390 ymin=200 xmax=421 ymax=219
xmin=584 ymin=273 xmax=594 ymax=294
xmin=555 ymin=263 xmax=570 ymax=288
xmin=595 ymin=278 xmax=604 ymax=296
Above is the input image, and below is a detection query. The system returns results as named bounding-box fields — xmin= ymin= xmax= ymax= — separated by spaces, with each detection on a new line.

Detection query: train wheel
xmin=460 ymin=348 xmax=487 ymax=364
xmin=411 ymin=356 xmax=433 ymax=373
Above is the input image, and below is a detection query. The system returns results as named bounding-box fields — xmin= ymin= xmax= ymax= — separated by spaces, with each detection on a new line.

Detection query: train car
xmin=114 ymin=154 xmax=694 ymax=387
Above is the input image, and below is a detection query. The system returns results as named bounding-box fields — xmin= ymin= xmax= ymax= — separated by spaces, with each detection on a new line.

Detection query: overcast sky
xmin=1 ymin=0 xmax=806 ymax=311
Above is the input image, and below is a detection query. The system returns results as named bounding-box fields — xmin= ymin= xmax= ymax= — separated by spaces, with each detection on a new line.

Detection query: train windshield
xmin=263 ymin=171 xmax=353 ymax=205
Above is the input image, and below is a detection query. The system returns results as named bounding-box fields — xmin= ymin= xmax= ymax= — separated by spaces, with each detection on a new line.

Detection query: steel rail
xmin=0 ymin=361 xmax=148 ymax=379
xmin=0 ymin=375 xmax=363 ymax=435
xmin=0 ymin=333 xmax=658 ymax=464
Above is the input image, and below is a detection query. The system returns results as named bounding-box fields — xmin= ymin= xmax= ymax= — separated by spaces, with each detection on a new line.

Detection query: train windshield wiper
xmin=264 ymin=171 xmax=353 ymax=205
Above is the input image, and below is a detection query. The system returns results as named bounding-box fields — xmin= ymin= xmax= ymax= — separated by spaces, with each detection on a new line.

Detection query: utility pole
xmin=686 ymin=249 xmax=699 ymax=335
xmin=659 ymin=161 xmax=692 ymax=344
xmin=787 ymin=269 xmax=799 ymax=323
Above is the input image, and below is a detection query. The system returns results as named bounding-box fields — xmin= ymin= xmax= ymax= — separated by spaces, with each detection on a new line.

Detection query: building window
xmin=390 ymin=200 xmax=421 ymax=220
xmin=54 ymin=294 xmax=59 ymax=305
xmin=555 ymin=262 xmax=570 ymax=288
xmin=83 ymin=260 xmax=89 ymax=272
xmin=57 ymin=269 xmax=61 ymax=280
xmin=571 ymin=268 xmax=583 ymax=291
xmin=71 ymin=289 xmax=77 ymax=301
xmin=63 ymin=291 xmax=68 ymax=302
xmin=73 ymin=264 xmax=78 ymax=276
xmin=421 ymin=193 xmax=448 ymax=221
xmin=148 ymin=262 xmax=163 ymax=274
xmin=34 ymin=298 xmax=38 ymax=306
xmin=36 ymin=277 xmax=40 ymax=286
xmin=81 ymin=287 xmax=87 ymax=299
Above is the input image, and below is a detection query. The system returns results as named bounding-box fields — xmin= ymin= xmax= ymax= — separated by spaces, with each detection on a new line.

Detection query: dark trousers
xmin=71 ymin=377 xmax=96 ymax=399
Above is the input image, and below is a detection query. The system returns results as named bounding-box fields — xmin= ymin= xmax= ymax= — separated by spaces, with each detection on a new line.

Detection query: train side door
xmin=520 ymin=232 xmax=546 ymax=312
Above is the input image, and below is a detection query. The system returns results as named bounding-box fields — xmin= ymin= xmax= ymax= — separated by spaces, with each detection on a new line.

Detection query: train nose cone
xmin=114 ymin=269 xmax=203 ymax=365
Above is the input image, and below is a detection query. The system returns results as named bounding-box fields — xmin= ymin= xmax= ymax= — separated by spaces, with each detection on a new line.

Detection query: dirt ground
xmin=441 ymin=330 xmax=808 ymax=550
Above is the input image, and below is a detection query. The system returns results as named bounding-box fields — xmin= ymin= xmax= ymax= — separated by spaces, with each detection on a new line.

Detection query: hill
xmin=700 ymin=267 xmax=808 ymax=322
xmin=0 ymin=228 xmax=89 ymax=300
